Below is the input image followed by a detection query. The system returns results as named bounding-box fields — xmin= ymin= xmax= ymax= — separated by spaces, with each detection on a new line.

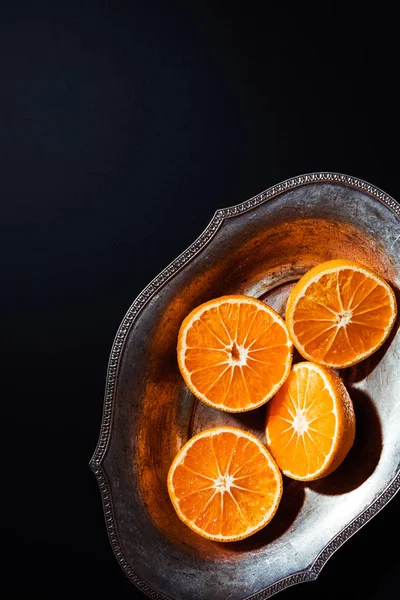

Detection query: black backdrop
xmin=3 ymin=1 xmax=399 ymax=598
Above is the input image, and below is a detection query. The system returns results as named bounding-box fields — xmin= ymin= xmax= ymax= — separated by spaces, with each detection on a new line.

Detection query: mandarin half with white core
xmin=177 ymin=295 xmax=293 ymax=412
xmin=168 ymin=427 xmax=283 ymax=541
xmin=285 ymin=259 xmax=397 ymax=369
xmin=266 ymin=362 xmax=356 ymax=481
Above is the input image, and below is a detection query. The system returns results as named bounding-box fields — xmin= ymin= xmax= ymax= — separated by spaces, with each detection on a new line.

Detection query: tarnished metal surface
xmin=90 ymin=173 xmax=400 ymax=600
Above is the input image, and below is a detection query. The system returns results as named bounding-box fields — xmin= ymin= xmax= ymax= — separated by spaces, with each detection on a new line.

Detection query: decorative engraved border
xmin=90 ymin=172 xmax=400 ymax=600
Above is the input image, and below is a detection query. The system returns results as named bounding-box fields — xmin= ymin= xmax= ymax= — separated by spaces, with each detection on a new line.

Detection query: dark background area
xmin=2 ymin=1 xmax=399 ymax=598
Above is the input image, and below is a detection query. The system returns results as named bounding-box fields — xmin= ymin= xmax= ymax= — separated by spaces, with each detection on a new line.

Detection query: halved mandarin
xmin=285 ymin=259 xmax=397 ymax=368
xmin=177 ymin=295 xmax=293 ymax=412
xmin=266 ymin=362 xmax=356 ymax=481
xmin=167 ymin=427 xmax=283 ymax=541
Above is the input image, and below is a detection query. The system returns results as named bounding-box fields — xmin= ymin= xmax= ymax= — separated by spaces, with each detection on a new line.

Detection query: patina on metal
xmin=90 ymin=173 xmax=400 ymax=600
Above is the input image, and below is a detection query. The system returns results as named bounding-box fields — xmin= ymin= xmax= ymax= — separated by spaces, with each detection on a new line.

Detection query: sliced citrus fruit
xmin=177 ymin=295 xmax=293 ymax=412
xmin=285 ymin=259 xmax=397 ymax=368
xmin=265 ymin=362 xmax=355 ymax=481
xmin=167 ymin=427 xmax=283 ymax=541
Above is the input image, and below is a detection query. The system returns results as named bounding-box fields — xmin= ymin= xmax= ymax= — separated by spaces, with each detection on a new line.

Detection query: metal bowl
xmin=90 ymin=173 xmax=400 ymax=600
